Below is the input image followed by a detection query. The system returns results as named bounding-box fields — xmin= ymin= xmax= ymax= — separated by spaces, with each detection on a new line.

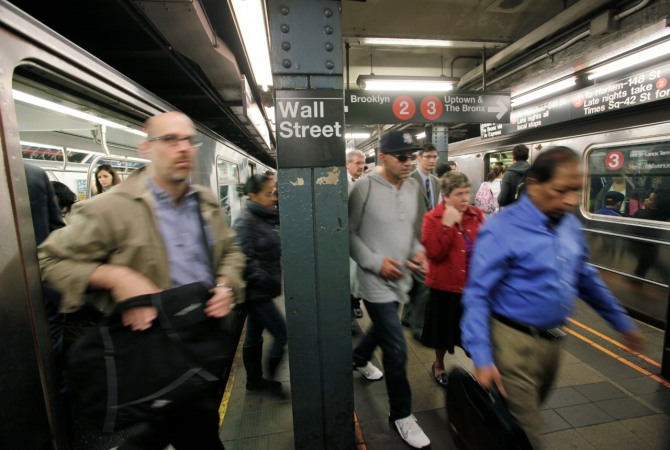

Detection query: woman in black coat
xmin=234 ymin=174 xmax=286 ymax=391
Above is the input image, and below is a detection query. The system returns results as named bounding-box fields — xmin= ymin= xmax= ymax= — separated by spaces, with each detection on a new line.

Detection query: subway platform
xmin=220 ymin=298 xmax=670 ymax=450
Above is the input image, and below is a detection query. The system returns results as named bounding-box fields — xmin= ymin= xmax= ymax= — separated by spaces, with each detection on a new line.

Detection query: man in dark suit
xmin=403 ymin=143 xmax=441 ymax=339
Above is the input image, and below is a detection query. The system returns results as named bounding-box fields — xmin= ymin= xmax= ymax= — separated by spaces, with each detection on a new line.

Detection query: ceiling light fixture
xmin=356 ymin=37 xmax=507 ymax=49
xmin=345 ymin=132 xmax=371 ymax=139
xmin=357 ymin=75 xmax=459 ymax=92
xmin=229 ymin=0 xmax=273 ymax=90
xmin=511 ymin=77 xmax=577 ymax=107
xmin=587 ymin=39 xmax=670 ymax=80
xmin=415 ymin=132 xmax=426 ymax=139
xmin=13 ymin=90 xmax=147 ymax=137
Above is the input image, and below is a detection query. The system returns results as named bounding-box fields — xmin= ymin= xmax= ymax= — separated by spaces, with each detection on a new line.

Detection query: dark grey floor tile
xmin=539 ymin=409 xmax=572 ymax=434
xmin=573 ymin=381 xmax=627 ymax=402
xmin=638 ymin=389 xmax=670 ymax=415
xmin=545 ymin=386 xmax=590 ymax=408
xmin=615 ymin=376 xmax=666 ymax=395
xmin=554 ymin=403 xmax=614 ymax=428
xmin=594 ymin=396 xmax=656 ymax=420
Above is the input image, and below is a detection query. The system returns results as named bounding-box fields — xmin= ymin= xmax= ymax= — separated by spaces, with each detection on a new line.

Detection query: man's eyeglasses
xmin=388 ymin=153 xmax=417 ymax=163
xmin=148 ymin=134 xmax=203 ymax=148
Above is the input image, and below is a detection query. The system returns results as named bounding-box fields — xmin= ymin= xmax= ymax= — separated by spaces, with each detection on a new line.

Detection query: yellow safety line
xmin=219 ymin=337 xmax=245 ymax=426
xmin=564 ymin=326 xmax=670 ymax=389
xmin=567 ymin=317 xmax=661 ymax=368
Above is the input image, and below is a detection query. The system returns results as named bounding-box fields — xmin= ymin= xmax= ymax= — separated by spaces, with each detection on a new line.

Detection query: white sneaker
xmin=394 ymin=415 xmax=431 ymax=449
xmin=354 ymin=361 xmax=383 ymax=380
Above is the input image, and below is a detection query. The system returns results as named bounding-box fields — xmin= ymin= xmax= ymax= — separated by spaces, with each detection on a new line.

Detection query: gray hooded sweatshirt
xmin=349 ymin=171 xmax=425 ymax=304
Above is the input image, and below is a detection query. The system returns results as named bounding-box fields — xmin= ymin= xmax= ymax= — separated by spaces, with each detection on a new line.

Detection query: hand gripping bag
xmin=67 ymin=282 xmax=240 ymax=433
xmin=446 ymin=367 xmax=533 ymax=450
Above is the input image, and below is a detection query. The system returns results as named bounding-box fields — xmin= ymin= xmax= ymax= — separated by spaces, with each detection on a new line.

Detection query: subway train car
xmin=0 ymin=3 xmax=271 ymax=449
xmin=448 ymin=102 xmax=670 ymax=330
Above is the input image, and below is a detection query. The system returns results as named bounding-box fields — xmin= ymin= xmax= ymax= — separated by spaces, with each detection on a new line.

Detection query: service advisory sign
xmin=345 ymin=91 xmax=510 ymax=125
xmin=481 ymin=60 xmax=670 ymax=139
xmin=275 ymin=90 xmax=345 ymax=168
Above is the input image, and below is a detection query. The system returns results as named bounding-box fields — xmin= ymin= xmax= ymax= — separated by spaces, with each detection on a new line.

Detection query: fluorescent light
xmin=357 ymin=75 xmax=458 ymax=92
xmin=345 ymin=132 xmax=371 ymax=139
xmin=415 ymin=132 xmax=426 ymax=139
xmin=357 ymin=37 xmax=507 ymax=49
xmin=366 ymin=150 xmax=375 ymax=157
xmin=587 ymin=40 xmax=670 ymax=80
xmin=13 ymin=90 xmax=147 ymax=137
xmin=511 ymin=77 xmax=577 ymax=107
xmin=230 ymin=0 xmax=273 ymax=90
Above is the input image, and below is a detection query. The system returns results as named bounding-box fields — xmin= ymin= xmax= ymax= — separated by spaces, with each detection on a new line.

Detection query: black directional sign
xmin=345 ymin=91 xmax=511 ymax=125
xmin=275 ymin=90 xmax=345 ymax=168
xmin=480 ymin=60 xmax=670 ymax=139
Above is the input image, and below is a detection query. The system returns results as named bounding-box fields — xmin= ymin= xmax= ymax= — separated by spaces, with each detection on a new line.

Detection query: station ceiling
xmin=8 ymin=0 xmax=628 ymax=163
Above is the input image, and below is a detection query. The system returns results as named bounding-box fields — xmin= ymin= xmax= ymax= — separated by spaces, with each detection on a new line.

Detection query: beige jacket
xmin=38 ymin=167 xmax=245 ymax=313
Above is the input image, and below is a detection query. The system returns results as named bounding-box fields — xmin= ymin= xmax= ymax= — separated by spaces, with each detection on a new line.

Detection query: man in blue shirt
xmin=461 ymin=146 xmax=643 ymax=449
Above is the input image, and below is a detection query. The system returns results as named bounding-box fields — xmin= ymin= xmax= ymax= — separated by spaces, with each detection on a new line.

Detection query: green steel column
xmin=432 ymin=125 xmax=449 ymax=163
xmin=267 ymin=1 xmax=354 ymax=448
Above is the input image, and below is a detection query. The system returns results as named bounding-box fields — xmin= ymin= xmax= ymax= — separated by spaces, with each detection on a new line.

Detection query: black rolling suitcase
xmin=446 ymin=367 xmax=533 ymax=450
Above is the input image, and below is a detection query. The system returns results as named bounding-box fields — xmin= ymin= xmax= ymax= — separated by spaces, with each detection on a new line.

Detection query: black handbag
xmin=67 ymin=282 xmax=240 ymax=433
xmin=446 ymin=367 xmax=533 ymax=450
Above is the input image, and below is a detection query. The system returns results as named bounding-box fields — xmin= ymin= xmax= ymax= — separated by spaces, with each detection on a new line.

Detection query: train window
xmin=216 ymin=158 xmax=240 ymax=225
xmin=586 ymin=141 xmax=670 ymax=222
xmin=13 ymin=67 xmax=148 ymax=199
xmin=484 ymin=150 xmax=513 ymax=175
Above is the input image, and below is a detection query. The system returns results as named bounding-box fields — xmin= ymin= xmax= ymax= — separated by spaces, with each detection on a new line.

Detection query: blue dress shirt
xmin=461 ymin=195 xmax=636 ymax=367
xmin=149 ymin=180 xmax=214 ymax=288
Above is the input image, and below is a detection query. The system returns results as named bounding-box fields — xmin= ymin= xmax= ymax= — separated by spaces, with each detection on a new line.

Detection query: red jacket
xmin=421 ymin=203 xmax=484 ymax=293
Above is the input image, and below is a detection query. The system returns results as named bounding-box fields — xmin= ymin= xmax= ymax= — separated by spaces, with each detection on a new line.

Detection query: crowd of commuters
xmin=26 ymin=118 xmax=645 ymax=450
xmin=347 ymin=136 xmax=641 ymax=449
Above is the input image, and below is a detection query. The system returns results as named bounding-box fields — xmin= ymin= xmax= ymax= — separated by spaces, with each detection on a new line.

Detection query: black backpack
xmin=513 ymin=171 xmax=528 ymax=201
xmin=67 ymin=282 xmax=240 ymax=433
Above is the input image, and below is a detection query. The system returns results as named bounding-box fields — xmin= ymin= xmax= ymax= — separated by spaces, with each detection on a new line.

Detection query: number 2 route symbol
xmin=605 ymin=151 xmax=624 ymax=171
xmin=392 ymin=96 xmax=416 ymax=120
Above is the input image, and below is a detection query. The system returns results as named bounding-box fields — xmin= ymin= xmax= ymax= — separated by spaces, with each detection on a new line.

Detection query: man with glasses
xmin=402 ymin=143 xmax=440 ymax=339
xmin=39 ymin=111 xmax=245 ymax=449
xmin=349 ymin=131 xmax=430 ymax=449
xmin=462 ymin=147 xmax=643 ymax=450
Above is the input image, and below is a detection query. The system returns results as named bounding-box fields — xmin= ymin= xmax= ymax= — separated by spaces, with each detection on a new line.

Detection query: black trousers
xmin=118 ymin=390 xmax=224 ymax=450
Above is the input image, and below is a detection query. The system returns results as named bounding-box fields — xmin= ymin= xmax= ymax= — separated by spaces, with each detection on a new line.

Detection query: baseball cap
xmin=605 ymin=191 xmax=625 ymax=205
xmin=379 ymin=131 xmax=423 ymax=154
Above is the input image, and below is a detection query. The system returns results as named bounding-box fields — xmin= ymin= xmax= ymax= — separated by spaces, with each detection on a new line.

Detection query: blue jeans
xmin=353 ymin=301 xmax=411 ymax=421
xmin=243 ymin=299 xmax=287 ymax=360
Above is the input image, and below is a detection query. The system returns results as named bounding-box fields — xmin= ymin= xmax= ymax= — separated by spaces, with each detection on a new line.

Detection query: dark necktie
xmin=425 ymin=178 xmax=433 ymax=210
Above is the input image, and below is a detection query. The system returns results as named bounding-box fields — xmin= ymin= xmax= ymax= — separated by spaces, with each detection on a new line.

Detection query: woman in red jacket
xmin=420 ymin=171 xmax=484 ymax=387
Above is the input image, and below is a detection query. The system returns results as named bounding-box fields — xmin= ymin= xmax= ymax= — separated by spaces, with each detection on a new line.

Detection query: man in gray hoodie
xmin=349 ymin=131 xmax=431 ymax=449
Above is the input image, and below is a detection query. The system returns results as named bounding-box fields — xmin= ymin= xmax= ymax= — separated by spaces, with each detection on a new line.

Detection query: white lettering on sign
xmin=277 ymin=100 xmax=343 ymax=139
xmin=349 ymin=94 xmax=391 ymax=104
xmin=278 ymin=101 xmax=325 ymax=118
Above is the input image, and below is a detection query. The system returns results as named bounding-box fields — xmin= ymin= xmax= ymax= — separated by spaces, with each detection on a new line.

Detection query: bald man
xmin=39 ymin=112 xmax=245 ymax=449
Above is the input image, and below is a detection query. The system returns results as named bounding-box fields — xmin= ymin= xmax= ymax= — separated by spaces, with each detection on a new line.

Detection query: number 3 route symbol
xmin=392 ymin=96 xmax=416 ymax=120
xmin=605 ymin=151 xmax=624 ymax=171
xmin=420 ymin=96 xmax=443 ymax=120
